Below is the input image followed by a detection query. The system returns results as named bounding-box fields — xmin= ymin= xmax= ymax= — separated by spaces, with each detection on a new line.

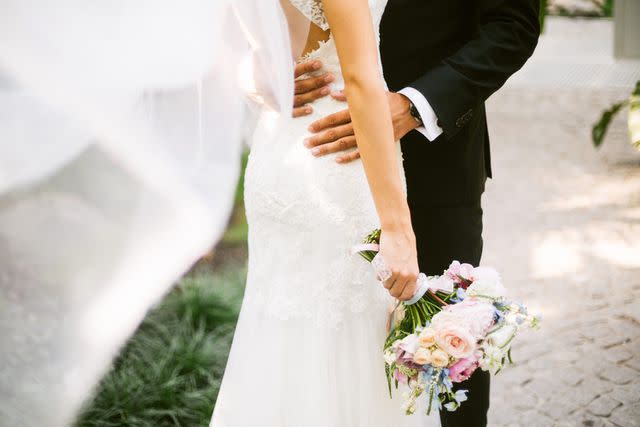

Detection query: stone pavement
xmin=482 ymin=18 xmax=640 ymax=427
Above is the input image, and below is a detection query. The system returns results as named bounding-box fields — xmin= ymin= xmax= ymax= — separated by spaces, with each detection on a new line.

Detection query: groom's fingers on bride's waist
xmin=294 ymin=73 xmax=334 ymax=94
xmin=294 ymin=60 xmax=323 ymax=78
xmin=335 ymin=149 xmax=360 ymax=164
xmin=292 ymin=105 xmax=313 ymax=118
xmin=330 ymin=90 xmax=347 ymax=102
xmin=308 ymin=109 xmax=351 ymax=133
xmin=309 ymin=136 xmax=357 ymax=157
xmin=305 ymin=122 xmax=354 ymax=147
xmin=294 ymin=86 xmax=331 ymax=107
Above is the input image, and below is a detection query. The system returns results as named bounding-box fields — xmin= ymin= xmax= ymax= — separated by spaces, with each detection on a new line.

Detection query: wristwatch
xmin=408 ymin=100 xmax=423 ymax=126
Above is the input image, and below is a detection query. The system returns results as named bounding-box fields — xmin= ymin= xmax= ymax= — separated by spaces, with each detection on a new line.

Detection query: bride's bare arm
xmin=322 ymin=0 xmax=418 ymax=300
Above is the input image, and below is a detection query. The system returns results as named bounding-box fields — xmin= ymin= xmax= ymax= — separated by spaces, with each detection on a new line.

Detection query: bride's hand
xmin=378 ymin=227 xmax=419 ymax=301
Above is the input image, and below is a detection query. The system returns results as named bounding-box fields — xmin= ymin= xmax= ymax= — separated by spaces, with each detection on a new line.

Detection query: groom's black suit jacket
xmin=379 ymin=2 xmax=539 ymax=426
xmin=380 ymin=0 xmax=540 ymax=206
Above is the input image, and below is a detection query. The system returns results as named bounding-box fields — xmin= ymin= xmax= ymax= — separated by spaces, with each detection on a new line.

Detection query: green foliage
xmin=545 ymin=0 xmax=614 ymax=20
xmin=222 ymin=151 xmax=249 ymax=245
xmin=221 ymin=208 xmax=248 ymax=246
xmin=540 ymin=0 xmax=548 ymax=32
xmin=592 ymin=80 xmax=640 ymax=148
xmin=592 ymin=100 xmax=628 ymax=147
xmin=74 ymin=267 xmax=247 ymax=427
xmin=233 ymin=151 xmax=249 ymax=206
xmin=601 ymin=0 xmax=614 ymax=17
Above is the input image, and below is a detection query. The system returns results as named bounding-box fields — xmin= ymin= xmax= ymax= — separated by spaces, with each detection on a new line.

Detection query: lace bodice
xmin=289 ymin=0 xmax=329 ymax=31
xmin=289 ymin=0 xmax=388 ymax=29
xmin=293 ymin=0 xmax=389 ymax=92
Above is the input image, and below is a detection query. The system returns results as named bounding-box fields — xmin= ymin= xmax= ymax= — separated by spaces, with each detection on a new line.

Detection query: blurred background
xmin=73 ymin=1 xmax=639 ymax=426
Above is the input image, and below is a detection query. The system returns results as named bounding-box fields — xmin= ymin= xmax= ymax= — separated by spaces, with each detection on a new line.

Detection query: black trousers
xmin=409 ymin=201 xmax=490 ymax=427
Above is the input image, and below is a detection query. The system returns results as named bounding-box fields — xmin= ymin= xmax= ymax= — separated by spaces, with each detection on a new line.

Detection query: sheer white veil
xmin=0 ymin=1 xmax=295 ymax=425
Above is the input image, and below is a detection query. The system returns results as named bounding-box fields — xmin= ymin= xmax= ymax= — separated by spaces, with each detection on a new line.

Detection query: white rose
xmin=467 ymin=267 xmax=505 ymax=299
xmin=398 ymin=333 xmax=419 ymax=354
xmin=471 ymin=266 xmax=501 ymax=284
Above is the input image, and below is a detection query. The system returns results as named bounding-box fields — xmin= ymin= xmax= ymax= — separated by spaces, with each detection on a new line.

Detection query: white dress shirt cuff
xmin=398 ymin=87 xmax=444 ymax=142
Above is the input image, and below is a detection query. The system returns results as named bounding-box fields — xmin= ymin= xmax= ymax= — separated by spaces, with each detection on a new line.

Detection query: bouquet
xmin=355 ymin=229 xmax=540 ymax=415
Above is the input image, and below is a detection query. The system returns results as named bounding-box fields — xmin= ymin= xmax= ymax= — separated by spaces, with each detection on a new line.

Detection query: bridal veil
xmin=0 ymin=1 xmax=302 ymax=425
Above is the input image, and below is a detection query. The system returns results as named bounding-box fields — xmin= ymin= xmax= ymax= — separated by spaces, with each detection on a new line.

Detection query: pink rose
xmin=445 ymin=261 xmax=474 ymax=288
xmin=435 ymin=325 xmax=476 ymax=359
xmin=444 ymin=299 xmax=497 ymax=338
xmin=449 ymin=352 xmax=481 ymax=383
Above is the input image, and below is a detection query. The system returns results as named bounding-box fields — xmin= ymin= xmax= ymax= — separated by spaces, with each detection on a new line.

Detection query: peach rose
xmin=430 ymin=349 xmax=450 ymax=368
xmin=412 ymin=347 xmax=431 ymax=365
xmin=435 ymin=325 xmax=476 ymax=359
xmin=418 ymin=328 xmax=436 ymax=348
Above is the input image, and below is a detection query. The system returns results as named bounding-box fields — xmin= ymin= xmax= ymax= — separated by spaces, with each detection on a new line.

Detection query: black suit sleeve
xmin=410 ymin=0 xmax=540 ymax=139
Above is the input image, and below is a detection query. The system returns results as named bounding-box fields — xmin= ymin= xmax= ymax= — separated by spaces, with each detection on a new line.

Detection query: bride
xmin=212 ymin=0 xmax=437 ymax=425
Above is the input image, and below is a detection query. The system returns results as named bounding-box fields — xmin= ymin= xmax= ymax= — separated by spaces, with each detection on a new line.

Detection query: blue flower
xmin=451 ymin=288 xmax=467 ymax=303
xmin=422 ymin=365 xmax=435 ymax=377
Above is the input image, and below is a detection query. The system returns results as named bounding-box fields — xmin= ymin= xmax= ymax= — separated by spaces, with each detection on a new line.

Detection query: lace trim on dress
xmin=289 ymin=0 xmax=330 ymax=31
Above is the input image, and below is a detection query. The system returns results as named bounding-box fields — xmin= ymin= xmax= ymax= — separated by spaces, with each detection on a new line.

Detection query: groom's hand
xmin=304 ymin=92 xmax=419 ymax=163
xmin=292 ymin=60 xmax=334 ymax=118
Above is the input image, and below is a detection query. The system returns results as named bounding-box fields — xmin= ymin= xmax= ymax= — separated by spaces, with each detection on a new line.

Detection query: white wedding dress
xmin=211 ymin=1 xmax=439 ymax=426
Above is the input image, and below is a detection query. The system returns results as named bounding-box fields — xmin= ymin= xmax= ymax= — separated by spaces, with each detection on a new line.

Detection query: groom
xmin=293 ymin=1 xmax=540 ymax=426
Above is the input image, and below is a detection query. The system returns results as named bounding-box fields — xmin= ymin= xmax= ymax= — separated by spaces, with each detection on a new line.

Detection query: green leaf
xmin=592 ymin=100 xmax=628 ymax=148
xmin=539 ymin=0 xmax=548 ymax=32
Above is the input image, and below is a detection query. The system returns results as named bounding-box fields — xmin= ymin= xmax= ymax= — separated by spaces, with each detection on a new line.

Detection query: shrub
xmin=74 ymin=267 xmax=246 ymax=427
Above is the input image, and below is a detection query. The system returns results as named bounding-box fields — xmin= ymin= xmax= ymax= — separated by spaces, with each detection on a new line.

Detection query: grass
xmin=73 ymin=266 xmax=247 ymax=427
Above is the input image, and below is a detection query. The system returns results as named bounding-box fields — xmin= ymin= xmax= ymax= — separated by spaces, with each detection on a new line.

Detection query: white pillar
xmin=614 ymin=0 xmax=640 ymax=59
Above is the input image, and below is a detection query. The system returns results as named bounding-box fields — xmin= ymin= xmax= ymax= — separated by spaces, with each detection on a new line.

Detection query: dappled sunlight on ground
xmin=482 ymin=17 xmax=640 ymax=426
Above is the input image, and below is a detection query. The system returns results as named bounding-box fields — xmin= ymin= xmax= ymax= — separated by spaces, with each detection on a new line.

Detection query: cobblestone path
xmin=483 ymin=17 xmax=640 ymax=427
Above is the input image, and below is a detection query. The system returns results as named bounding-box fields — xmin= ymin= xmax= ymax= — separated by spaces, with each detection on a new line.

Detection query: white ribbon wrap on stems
xmin=404 ymin=273 xmax=431 ymax=305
